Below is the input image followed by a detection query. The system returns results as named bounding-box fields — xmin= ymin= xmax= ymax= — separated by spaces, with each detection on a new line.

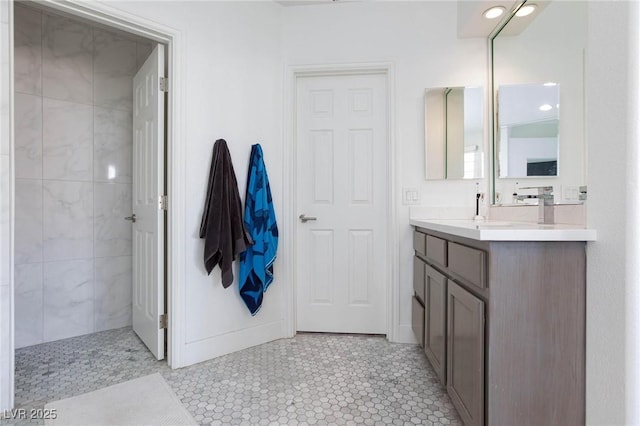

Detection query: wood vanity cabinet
xmin=411 ymin=227 xmax=586 ymax=426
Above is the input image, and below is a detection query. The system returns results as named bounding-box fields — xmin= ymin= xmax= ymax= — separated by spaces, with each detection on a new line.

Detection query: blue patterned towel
xmin=239 ymin=144 xmax=278 ymax=315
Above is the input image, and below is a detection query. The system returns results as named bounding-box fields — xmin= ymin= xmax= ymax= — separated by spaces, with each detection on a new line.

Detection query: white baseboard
xmin=393 ymin=324 xmax=418 ymax=344
xmin=181 ymin=320 xmax=416 ymax=367
xmin=182 ymin=320 xmax=285 ymax=366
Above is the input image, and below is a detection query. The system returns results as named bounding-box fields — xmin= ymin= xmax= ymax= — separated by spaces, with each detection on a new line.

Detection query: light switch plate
xmin=402 ymin=187 xmax=420 ymax=205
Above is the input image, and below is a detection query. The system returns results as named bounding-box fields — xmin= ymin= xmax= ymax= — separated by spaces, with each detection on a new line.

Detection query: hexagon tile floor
xmin=3 ymin=327 xmax=462 ymax=425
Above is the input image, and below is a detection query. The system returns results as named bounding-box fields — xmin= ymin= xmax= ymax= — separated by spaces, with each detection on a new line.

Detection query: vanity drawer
xmin=413 ymin=257 xmax=426 ymax=303
xmin=412 ymin=296 xmax=425 ymax=348
xmin=448 ymin=242 xmax=486 ymax=289
xmin=413 ymin=231 xmax=426 ymax=256
xmin=426 ymin=235 xmax=447 ymax=267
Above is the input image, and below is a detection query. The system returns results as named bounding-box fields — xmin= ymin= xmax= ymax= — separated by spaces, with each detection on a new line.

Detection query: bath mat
xmin=44 ymin=373 xmax=196 ymax=426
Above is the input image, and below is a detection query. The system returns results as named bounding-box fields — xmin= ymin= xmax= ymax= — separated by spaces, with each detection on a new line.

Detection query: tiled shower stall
xmin=13 ymin=4 xmax=154 ymax=348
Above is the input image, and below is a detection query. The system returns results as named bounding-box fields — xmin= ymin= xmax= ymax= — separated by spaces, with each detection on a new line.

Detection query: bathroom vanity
xmin=410 ymin=219 xmax=596 ymax=426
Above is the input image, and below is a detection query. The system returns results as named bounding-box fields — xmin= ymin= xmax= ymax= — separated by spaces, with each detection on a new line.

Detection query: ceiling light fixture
xmin=483 ymin=6 xmax=505 ymax=19
xmin=539 ymin=104 xmax=552 ymax=112
xmin=543 ymin=82 xmax=557 ymax=87
xmin=515 ymin=4 xmax=537 ymax=17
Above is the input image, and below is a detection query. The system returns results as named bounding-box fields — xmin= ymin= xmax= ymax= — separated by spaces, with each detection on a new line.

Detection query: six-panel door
xmin=295 ymin=73 xmax=389 ymax=334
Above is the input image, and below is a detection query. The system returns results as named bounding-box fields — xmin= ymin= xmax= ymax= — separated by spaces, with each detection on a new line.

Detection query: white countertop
xmin=410 ymin=218 xmax=597 ymax=241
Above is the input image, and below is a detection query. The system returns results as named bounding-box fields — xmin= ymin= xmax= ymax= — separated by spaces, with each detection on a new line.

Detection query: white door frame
xmin=5 ymin=0 xmax=187 ymax=408
xmin=282 ymin=63 xmax=399 ymax=341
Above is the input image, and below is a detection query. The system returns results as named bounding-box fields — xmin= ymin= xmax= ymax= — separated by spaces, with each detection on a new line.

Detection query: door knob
xmin=299 ymin=214 xmax=317 ymax=223
xmin=124 ymin=214 xmax=137 ymax=223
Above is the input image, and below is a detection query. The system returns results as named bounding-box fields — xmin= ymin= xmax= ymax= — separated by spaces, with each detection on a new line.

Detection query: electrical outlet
xmin=563 ymin=185 xmax=580 ymax=201
xmin=402 ymin=188 xmax=420 ymax=205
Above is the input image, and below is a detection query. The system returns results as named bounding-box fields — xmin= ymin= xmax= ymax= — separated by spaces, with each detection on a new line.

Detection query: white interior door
xmin=296 ymin=73 xmax=388 ymax=334
xmin=132 ymin=44 xmax=165 ymax=360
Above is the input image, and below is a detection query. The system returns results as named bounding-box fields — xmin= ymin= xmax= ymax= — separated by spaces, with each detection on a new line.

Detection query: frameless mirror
xmin=497 ymin=83 xmax=559 ymax=178
xmin=425 ymin=86 xmax=484 ymax=180
xmin=491 ymin=0 xmax=586 ymax=203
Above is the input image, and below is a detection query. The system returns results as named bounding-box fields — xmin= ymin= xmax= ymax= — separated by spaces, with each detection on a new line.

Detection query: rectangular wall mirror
xmin=425 ymin=86 xmax=484 ymax=180
xmin=491 ymin=0 xmax=586 ymax=204
xmin=497 ymin=83 xmax=559 ymax=178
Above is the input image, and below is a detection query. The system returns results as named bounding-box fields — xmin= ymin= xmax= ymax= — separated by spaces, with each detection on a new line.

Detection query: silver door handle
xmin=299 ymin=214 xmax=317 ymax=223
xmin=124 ymin=214 xmax=136 ymax=223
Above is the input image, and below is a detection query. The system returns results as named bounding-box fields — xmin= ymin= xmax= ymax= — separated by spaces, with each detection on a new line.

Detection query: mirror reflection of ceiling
xmin=498 ymin=84 xmax=558 ymax=126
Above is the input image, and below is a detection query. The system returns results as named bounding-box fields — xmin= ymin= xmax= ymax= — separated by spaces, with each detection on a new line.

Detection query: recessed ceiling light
xmin=543 ymin=82 xmax=557 ymax=87
xmin=515 ymin=4 xmax=537 ymax=17
xmin=539 ymin=104 xmax=552 ymax=112
xmin=483 ymin=6 xmax=505 ymax=19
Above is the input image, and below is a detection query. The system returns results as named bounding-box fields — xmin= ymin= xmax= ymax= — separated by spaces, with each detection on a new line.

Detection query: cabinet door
xmin=424 ymin=264 xmax=447 ymax=385
xmin=447 ymin=281 xmax=485 ymax=426
xmin=413 ymin=257 xmax=426 ymax=303
xmin=413 ymin=231 xmax=426 ymax=256
xmin=412 ymin=296 xmax=425 ymax=347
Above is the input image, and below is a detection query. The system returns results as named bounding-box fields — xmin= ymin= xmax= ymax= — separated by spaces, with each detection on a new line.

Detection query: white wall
xmin=507 ymin=137 xmax=557 ymax=177
xmin=626 ymin=4 xmax=640 ymax=423
xmin=281 ymin=3 xmax=640 ymax=422
xmin=91 ymin=1 xmax=488 ymax=363
xmin=282 ymin=1 xmax=487 ymax=341
xmin=0 ymin=1 xmax=13 ymax=409
xmin=586 ymin=1 xmax=640 ymax=424
xmin=2 ymin=3 xmax=634 ymax=421
xmin=0 ymin=0 xmax=13 ymax=411
xmin=96 ymin=1 xmax=286 ymax=366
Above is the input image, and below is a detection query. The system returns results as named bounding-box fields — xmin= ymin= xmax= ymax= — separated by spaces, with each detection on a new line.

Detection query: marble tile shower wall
xmin=13 ymin=4 xmax=153 ymax=348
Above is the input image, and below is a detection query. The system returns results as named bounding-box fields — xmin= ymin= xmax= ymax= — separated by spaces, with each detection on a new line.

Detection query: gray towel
xmin=199 ymin=139 xmax=253 ymax=287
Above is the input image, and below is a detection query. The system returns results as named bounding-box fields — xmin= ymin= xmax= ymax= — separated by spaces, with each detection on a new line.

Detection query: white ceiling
xmin=457 ymin=0 xmax=519 ymax=38
xmin=457 ymin=0 xmax=551 ymax=38
xmin=274 ymin=0 xmax=548 ymax=39
xmin=274 ymin=0 xmax=331 ymax=6
xmin=274 ymin=0 xmax=364 ymax=7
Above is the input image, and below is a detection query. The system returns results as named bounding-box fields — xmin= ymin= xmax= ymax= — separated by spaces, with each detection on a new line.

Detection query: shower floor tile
xmin=3 ymin=327 xmax=461 ymax=425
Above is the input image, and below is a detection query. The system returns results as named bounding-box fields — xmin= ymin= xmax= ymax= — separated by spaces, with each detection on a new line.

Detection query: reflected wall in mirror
xmin=491 ymin=0 xmax=586 ymax=204
xmin=425 ymin=86 xmax=484 ymax=180
xmin=498 ymin=83 xmax=559 ymax=178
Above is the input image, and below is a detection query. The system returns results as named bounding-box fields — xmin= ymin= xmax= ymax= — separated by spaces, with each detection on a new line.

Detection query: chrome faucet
xmin=517 ymin=186 xmax=554 ymax=224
